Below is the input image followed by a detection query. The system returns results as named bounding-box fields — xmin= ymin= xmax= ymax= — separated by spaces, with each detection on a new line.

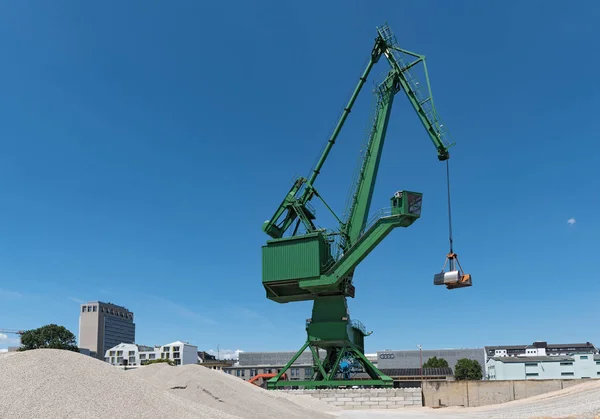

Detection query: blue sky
xmin=1 ymin=1 xmax=599 ymax=357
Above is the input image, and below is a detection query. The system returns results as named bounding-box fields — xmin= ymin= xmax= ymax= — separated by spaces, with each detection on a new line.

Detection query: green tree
xmin=454 ymin=358 xmax=483 ymax=380
xmin=18 ymin=324 xmax=79 ymax=352
xmin=422 ymin=356 xmax=449 ymax=369
xmin=145 ymin=358 xmax=175 ymax=366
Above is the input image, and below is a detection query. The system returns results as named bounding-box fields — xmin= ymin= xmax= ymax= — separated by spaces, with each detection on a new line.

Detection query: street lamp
xmin=417 ymin=345 xmax=423 ymax=384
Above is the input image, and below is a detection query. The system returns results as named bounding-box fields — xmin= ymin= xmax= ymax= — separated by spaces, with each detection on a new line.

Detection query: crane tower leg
xmin=267 ymin=296 xmax=392 ymax=389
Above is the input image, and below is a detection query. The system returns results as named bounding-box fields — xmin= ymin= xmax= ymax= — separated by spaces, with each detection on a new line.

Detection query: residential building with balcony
xmin=104 ymin=341 xmax=198 ymax=366
xmin=159 ymin=341 xmax=198 ymax=366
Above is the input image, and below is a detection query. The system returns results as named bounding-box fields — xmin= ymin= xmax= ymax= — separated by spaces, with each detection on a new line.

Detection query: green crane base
xmin=266 ymin=296 xmax=393 ymax=389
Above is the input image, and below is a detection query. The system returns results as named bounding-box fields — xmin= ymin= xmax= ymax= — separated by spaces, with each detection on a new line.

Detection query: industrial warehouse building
xmin=223 ymin=348 xmax=481 ymax=386
xmin=487 ymin=354 xmax=600 ymax=380
xmin=376 ymin=348 xmax=486 ymax=377
xmin=484 ymin=341 xmax=597 ymax=359
xmin=223 ymin=350 xmax=329 ymax=381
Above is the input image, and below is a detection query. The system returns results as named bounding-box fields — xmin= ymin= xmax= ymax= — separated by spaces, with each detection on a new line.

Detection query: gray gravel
xmin=0 ymin=349 xmax=342 ymax=419
xmin=0 ymin=349 xmax=306 ymax=419
xmin=131 ymin=362 xmax=338 ymax=418
xmin=3 ymin=349 xmax=600 ymax=419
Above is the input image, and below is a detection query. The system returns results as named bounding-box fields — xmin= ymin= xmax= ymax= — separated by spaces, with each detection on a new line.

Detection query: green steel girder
xmin=342 ymin=71 xmax=399 ymax=250
xmin=270 ymin=379 xmax=392 ymax=389
xmin=266 ymin=296 xmax=393 ymax=390
xmin=300 ymin=211 xmax=419 ymax=293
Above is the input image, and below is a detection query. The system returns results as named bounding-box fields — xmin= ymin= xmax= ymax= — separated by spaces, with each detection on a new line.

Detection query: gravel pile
xmin=131 ymin=362 xmax=339 ymax=418
xmin=0 ymin=349 xmax=337 ymax=419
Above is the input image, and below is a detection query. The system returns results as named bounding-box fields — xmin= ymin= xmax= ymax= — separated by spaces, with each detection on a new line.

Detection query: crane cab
xmin=391 ymin=190 xmax=423 ymax=217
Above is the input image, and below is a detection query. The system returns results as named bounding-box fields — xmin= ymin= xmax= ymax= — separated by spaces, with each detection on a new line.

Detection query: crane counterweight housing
xmin=261 ymin=23 xmax=468 ymax=390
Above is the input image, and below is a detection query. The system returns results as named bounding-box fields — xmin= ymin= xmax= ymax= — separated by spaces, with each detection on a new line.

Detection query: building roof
xmin=380 ymin=368 xmax=453 ymax=377
xmin=490 ymin=356 xmax=574 ymax=363
xmin=486 ymin=345 xmax=527 ymax=350
xmin=163 ymin=341 xmax=197 ymax=348
xmin=486 ymin=342 xmax=596 ymax=351
xmin=549 ymin=343 xmax=596 ymax=349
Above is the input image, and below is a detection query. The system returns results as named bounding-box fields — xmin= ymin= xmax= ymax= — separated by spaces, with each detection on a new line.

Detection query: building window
xmin=525 ymin=363 xmax=538 ymax=366
xmin=82 ymin=306 xmax=86 ymax=312
xmin=236 ymin=370 xmax=241 ymax=377
xmin=581 ymin=356 xmax=589 ymax=360
xmin=129 ymin=356 xmax=135 ymax=364
xmin=173 ymin=352 xmax=180 ymax=359
xmin=93 ymin=306 xmax=97 ymax=312
xmin=175 ymin=359 xmax=181 ymax=365
xmin=596 ymin=361 xmax=600 ymax=365
xmin=109 ymin=351 xmax=115 ymax=356
xmin=560 ymin=362 xmax=573 ymax=366
xmin=140 ymin=354 xmax=146 ymax=359
xmin=173 ymin=346 xmax=180 ymax=352
xmin=305 ymin=368 xmax=313 ymax=376
xmin=117 ymin=351 xmax=123 ymax=356
xmin=129 ymin=351 xmax=135 ymax=356
xmin=561 ymin=372 xmax=574 ymax=376
xmin=149 ymin=354 xmax=156 ymax=360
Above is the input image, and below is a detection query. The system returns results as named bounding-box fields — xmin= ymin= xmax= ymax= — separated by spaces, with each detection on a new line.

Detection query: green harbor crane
xmin=261 ymin=23 xmax=471 ymax=389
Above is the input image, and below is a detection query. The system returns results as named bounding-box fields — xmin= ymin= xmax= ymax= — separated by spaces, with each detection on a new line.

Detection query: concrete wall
xmin=423 ymin=379 xmax=593 ymax=408
xmin=279 ymin=388 xmax=422 ymax=410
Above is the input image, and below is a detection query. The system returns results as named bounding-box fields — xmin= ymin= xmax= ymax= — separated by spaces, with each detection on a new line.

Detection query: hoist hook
xmin=433 ymin=160 xmax=472 ymax=289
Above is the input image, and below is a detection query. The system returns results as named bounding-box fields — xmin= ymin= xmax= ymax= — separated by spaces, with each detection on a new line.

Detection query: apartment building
xmin=78 ymin=301 xmax=135 ymax=360
xmin=104 ymin=340 xmax=198 ymax=366
xmin=159 ymin=341 xmax=198 ymax=365
xmin=104 ymin=343 xmax=157 ymax=366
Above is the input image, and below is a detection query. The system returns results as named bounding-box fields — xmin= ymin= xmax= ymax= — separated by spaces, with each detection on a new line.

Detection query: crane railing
xmin=321 ymin=206 xmax=394 ymax=273
xmin=351 ymin=319 xmax=368 ymax=336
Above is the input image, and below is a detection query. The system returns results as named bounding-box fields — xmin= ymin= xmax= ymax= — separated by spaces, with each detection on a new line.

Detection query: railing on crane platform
xmin=321 ymin=207 xmax=395 ymax=273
